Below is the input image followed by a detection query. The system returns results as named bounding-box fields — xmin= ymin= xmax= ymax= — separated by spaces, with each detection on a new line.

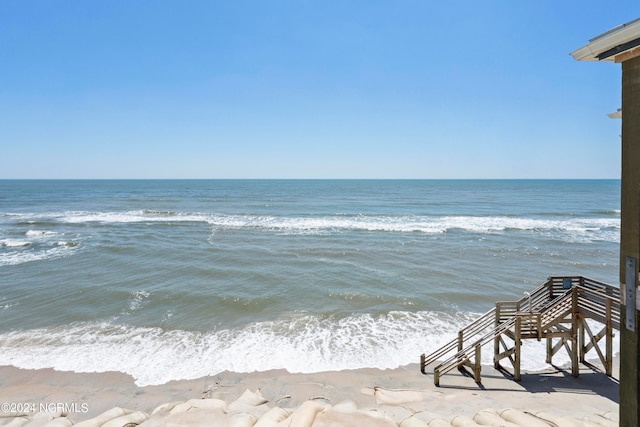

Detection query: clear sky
xmin=1 ymin=1 xmax=637 ymax=179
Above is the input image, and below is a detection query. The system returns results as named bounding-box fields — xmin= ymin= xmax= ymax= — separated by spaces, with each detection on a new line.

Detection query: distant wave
xmin=0 ymin=244 xmax=77 ymax=266
xmin=0 ymin=312 xmax=616 ymax=386
xmin=207 ymin=214 xmax=620 ymax=236
xmin=3 ymin=210 xmax=621 ymax=241
xmin=205 ymin=214 xmax=620 ymax=244
xmin=26 ymin=230 xmax=59 ymax=238
xmin=57 ymin=211 xmax=209 ymax=224
xmin=1 ymin=239 xmax=31 ymax=248
xmin=0 ymin=229 xmax=79 ymax=266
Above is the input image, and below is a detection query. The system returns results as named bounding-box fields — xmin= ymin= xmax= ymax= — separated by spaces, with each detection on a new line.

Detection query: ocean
xmin=0 ymin=179 xmax=621 ymax=386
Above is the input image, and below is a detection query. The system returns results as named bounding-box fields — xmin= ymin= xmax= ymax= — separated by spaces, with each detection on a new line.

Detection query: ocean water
xmin=0 ymin=180 xmax=620 ymax=386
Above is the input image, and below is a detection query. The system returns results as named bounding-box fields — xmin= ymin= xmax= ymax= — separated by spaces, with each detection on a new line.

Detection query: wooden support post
xmin=546 ymin=336 xmax=552 ymax=364
xmin=606 ymin=298 xmax=613 ymax=376
xmin=494 ymin=304 xmax=500 ymax=369
xmin=619 ymin=53 xmax=640 ymax=427
xmin=579 ymin=317 xmax=586 ymax=363
xmin=572 ymin=341 xmax=580 ymax=377
xmin=571 ymin=288 xmax=580 ymax=377
xmin=571 ymin=298 xmax=580 ymax=377
xmin=474 ymin=345 xmax=482 ymax=384
xmin=515 ymin=316 xmax=521 ymax=381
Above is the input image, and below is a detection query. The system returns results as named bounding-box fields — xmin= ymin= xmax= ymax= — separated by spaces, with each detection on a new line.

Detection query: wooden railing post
xmin=579 ymin=317 xmax=586 ymax=363
xmin=456 ymin=330 xmax=464 ymax=374
xmin=494 ymin=303 xmax=500 ymax=369
xmin=474 ymin=345 xmax=482 ymax=384
xmin=514 ymin=316 xmax=522 ymax=381
xmin=606 ymin=298 xmax=613 ymax=376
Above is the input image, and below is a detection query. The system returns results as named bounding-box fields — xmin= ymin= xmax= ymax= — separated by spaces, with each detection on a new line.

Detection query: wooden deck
xmin=420 ymin=276 xmax=619 ymax=386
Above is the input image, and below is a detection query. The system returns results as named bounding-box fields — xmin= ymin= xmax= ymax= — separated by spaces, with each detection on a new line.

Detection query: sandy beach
xmin=0 ymin=360 xmax=619 ymax=427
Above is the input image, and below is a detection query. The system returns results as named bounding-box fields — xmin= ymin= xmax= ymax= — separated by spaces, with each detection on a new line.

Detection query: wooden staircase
xmin=420 ymin=276 xmax=619 ymax=386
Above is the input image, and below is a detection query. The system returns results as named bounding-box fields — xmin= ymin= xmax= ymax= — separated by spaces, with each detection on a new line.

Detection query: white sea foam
xmin=1 ymin=231 xmax=60 ymax=249
xmin=1 ymin=239 xmax=31 ymax=248
xmin=0 ymin=225 xmax=80 ymax=266
xmin=0 ymin=245 xmax=78 ymax=267
xmin=26 ymin=230 xmax=57 ymax=238
xmin=10 ymin=210 xmax=619 ymax=242
xmin=208 ymin=214 xmax=620 ymax=242
xmin=0 ymin=312 xmax=619 ymax=386
xmin=0 ymin=312 xmax=465 ymax=385
xmin=58 ymin=211 xmax=209 ymax=224
xmin=127 ymin=290 xmax=151 ymax=312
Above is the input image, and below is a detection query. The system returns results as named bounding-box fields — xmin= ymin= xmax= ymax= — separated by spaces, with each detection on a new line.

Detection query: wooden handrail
xmin=423 ymin=278 xmax=556 ymax=372
xmin=421 ymin=276 xmax=620 ymax=384
xmin=421 ymin=308 xmax=496 ymax=371
xmin=574 ymin=284 xmax=620 ymax=303
xmin=435 ymin=315 xmax=517 ymax=378
xmin=435 ymin=290 xmax=575 ymax=380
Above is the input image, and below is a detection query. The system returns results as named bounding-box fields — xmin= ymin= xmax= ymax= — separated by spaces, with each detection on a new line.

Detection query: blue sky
xmin=0 ymin=1 xmax=637 ymax=179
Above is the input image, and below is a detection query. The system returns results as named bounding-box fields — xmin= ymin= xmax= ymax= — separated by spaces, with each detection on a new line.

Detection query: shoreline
xmin=0 ymin=360 xmax=619 ymax=425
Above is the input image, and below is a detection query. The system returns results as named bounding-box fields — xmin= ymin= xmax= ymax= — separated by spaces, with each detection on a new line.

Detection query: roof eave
xmin=571 ymin=18 xmax=640 ymax=62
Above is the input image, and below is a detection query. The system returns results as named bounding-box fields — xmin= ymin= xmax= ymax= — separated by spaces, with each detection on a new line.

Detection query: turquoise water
xmin=0 ymin=180 xmax=620 ymax=385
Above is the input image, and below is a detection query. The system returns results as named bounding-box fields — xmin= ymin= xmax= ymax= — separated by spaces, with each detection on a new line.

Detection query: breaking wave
xmin=5 ymin=210 xmax=621 ymax=239
xmin=0 ymin=311 xmax=618 ymax=386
